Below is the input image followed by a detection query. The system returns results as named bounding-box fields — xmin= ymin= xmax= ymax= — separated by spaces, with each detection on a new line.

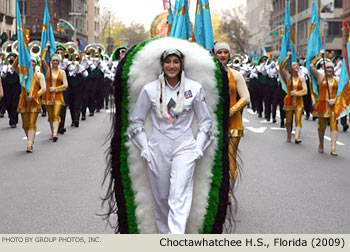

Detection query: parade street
xmin=0 ymin=110 xmax=114 ymax=234
xmin=235 ymin=108 xmax=350 ymax=234
xmin=0 ymin=107 xmax=349 ymax=234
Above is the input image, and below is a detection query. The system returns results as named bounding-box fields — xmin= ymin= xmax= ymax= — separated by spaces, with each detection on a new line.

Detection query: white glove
xmin=194 ymin=148 xmax=203 ymax=161
xmin=90 ymin=64 xmax=96 ymax=71
xmin=140 ymin=147 xmax=151 ymax=162
xmin=328 ymin=99 xmax=336 ymax=106
xmin=291 ymin=90 xmax=296 ymax=96
xmin=129 ymin=130 xmax=150 ymax=161
xmin=194 ymin=131 xmax=210 ymax=160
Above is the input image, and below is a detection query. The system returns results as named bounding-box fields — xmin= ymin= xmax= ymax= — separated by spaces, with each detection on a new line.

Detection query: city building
xmin=0 ymin=0 xmax=16 ymax=44
xmin=17 ymin=0 xmax=89 ymax=47
xmin=246 ymin=0 xmax=273 ymax=57
xmin=342 ymin=0 xmax=350 ymax=55
xmin=87 ymin=0 xmax=101 ymax=44
xmin=271 ymin=0 xmax=343 ymax=57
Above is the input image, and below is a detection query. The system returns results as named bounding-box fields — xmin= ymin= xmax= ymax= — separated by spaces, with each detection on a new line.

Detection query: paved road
xmin=1 ymin=107 xmax=349 ymax=233
xmin=0 ymin=109 xmax=114 ymax=233
xmin=235 ymin=108 xmax=350 ymax=233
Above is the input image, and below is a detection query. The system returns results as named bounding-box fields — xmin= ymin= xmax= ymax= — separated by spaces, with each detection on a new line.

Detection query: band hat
xmin=51 ymin=54 xmax=60 ymax=62
xmin=325 ymin=61 xmax=335 ymax=68
xmin=160 ymin=48 xmax=184 ymax=65
xmin=214 ymin=41 xmax=231 ymax=54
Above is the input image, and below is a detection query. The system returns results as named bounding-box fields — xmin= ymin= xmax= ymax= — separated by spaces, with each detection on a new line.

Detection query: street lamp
xmin=58 ymin=18 xmax=76 ymax=41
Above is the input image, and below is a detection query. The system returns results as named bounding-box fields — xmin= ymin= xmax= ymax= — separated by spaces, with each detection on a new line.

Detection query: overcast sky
xmin=100 ymin=0 xmax=246 ymax=29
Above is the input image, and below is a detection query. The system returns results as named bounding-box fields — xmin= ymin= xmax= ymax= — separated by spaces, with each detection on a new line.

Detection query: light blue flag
xmin=40 ymin=0 xmax=56 ymax=62
xmin=194 ymin=0 xmax=214 ymax=50
xmin=168 ymin=0 xmax=173 ymax=25
xmin=170 ymin=0 xmax=192 ymax=40
xmin=335 ymin=42 xmax=350 ymax=119
xmin=305 ymin=0 xmax=324 ymax=102
xmin=279 ymin=0 xmax=297 ymax=93
xmin=16 ymin=0 xmax=34 ymax=93
xmin=167 ymin=1 xmax=174 ymax=35
xmin=170 ymin=0 xmax=180 ymax=37
xmin=263 ymin=47 xmax=267 ymax=56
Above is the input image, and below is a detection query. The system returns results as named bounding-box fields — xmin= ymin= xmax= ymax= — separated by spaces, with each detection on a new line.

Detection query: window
xmin=297 ymin=20 xmax=308 ymax=43
xmin=334 ymin=0 xmax=343 ymax=8
xmin=290 ymin=0 xmax=296 ymax=16
xmin=298 ymin=0 xmax=308 ymax=12
xmin=328 ymin=22 xmax=342 ymax=37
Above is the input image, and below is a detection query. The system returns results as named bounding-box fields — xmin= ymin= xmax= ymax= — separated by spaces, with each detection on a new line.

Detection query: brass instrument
xmin=96 ymin=43 xmax=105 ymax=55
xmin=63 ymin=51 xmax=72 ymax=61
xmin=65 ymin=42 xmax=79 ymax=55
xmin=84 ymin=44 xmax=98 ymax=58
xmin=92 ymin=52 xmax=101 ymax=60
xmin=232 ymin=54 xmax=243 ymax=68
xmin=71 ymin=53 xmax=81 ymax=63
xmin=1 ymin=41 xmax=14 ymax=56
xmin=28 ymin=40 xmax=41 ymax=58
xmin=241 ymin=53 xmax=249 ymax=64
xmin=11 ymin=41 xmax=18 ymax=55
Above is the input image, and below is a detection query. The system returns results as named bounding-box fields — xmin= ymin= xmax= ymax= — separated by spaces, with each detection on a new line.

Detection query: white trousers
xmin=147 ymin=129 xmax=197 ymax=234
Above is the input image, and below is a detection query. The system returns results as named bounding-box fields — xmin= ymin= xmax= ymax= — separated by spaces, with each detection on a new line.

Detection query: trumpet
xmin=28 ymin=40 xmax=41 ymax=58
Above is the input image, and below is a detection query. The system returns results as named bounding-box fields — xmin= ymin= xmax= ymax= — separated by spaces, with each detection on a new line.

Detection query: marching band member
xmin=68 ymin=53 xmax=88 ymax=127
xmin=1 ymin=53 xmax=21 ymax=128
xmin=265 ymin=57 xmax=279 ymax=123
xmin=13 ymin=56 xmax=46 ymax=152
xmin=280 ymin=51 xmax=307 ymax=143
xmin=214 ymin=42 xmax=250 ymax=198
xmin=129 ymin=48 xmax=212 ymax=233
xmin=256 ymin=56 xmax=269 ymax=119
xmin=310 ymin=50 xmax=339 ymax=156
xmin=41 ymin=42 xmax=68 ymax=142
xmin=0 ymin=76 xmax=3 ymax=102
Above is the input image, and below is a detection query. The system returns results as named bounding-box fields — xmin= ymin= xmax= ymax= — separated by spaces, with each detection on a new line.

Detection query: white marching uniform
xmin=129 ymin=77 xmax=212 ymax=234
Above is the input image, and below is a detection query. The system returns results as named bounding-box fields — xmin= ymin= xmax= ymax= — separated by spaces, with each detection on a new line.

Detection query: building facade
xmin=16 ymin=0 xmax=89 ymax=46
xmin=246 ymin=0 xmax=273 ymax=56
xmin=0 ymin=0 xmax=16 ymax=45
xmin=271 ymin=0 xmax=343 ymax=57
xmin=87 ymin=0 xmax=100 ymax=43
xmin=342 ymin=0 xmax=350 ymax=55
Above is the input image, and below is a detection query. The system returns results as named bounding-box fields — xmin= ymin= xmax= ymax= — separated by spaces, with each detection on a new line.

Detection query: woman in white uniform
xmin=128 ymin=49 xmax=212 ymax=234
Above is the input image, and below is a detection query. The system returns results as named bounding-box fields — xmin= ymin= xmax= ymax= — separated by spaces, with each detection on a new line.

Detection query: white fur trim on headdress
xmin=214 ymin=42 xmax=231 ymax=54
xmin=126 ymin=37 xmax=219 ymax=233
xmin=325 ymin=61 xmax=334 ymax=68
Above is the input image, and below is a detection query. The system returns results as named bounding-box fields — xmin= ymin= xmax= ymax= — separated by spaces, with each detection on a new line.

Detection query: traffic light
xmin=56 ymin=22 xmax=64 ymax=33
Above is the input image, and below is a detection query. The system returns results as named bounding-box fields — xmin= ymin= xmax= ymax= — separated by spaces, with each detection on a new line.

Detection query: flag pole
xmin=322 ymin=51 xmax=332 ymax=102
xmin=48 ymin=44 xmax=54 ymax=103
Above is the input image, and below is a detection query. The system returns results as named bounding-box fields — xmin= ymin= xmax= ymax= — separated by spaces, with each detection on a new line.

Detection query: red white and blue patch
xmin=184 ymin=90 xmax=193 ymax=99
